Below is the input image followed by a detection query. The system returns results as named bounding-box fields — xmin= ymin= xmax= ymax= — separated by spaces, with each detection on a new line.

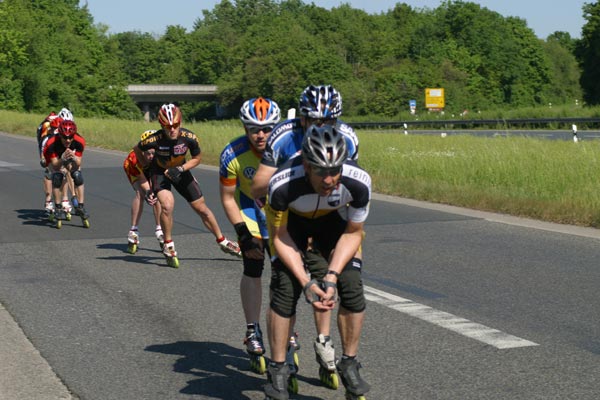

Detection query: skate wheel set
xmin=319 ymin=365 xmax=339 ymax=389
xmin=249 ymin=353 xmax=267 ymax=374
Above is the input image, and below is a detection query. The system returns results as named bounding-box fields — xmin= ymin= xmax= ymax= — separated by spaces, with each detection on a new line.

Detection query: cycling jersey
xmin=137 ymin=128 xmax=200 ymax=170
xmin=123 ymin=150 xmax=147 ymax=186
xmin=42 ymin=133 xmax=85 ymax=165
xmin=268 ymin=157 xmax=371 ymax=229
xmin=219 ymin=135 xmax=268 ymax=239
xmin=36 ymin=113 xmax=59 ymax=156
xmin=261 ymin=118 xmax=359 ymax=168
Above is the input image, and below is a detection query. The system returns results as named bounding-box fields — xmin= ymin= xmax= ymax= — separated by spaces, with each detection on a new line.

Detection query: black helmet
xmin=298 ymin=85 xmax=342 ymax=119
xmin=302 ymin=124 xmax=348 ymax=169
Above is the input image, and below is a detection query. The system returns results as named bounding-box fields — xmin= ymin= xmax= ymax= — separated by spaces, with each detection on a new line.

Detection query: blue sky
xmin=83 ymin=0 xmax=586 ymax=39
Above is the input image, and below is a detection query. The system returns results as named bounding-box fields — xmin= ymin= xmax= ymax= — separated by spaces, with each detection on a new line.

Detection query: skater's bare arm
xmin=251 ymin=163 xmax=276 ymax=200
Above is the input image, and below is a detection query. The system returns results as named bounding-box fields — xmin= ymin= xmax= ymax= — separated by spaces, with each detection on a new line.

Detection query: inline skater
xmin=134 ymin=103 xmax=240 ymax=267
xmin=37 ymin=108 xmax=76 ymax=215
xmin=219 ymin=97 xmax=280 ymax=374
xmin=42 ymin=119 xmax=90 ymax=228
xmin=250 ymin=84 xmax=360 ymax=388
xmin=123 ymin=130 xmax=164 ymax=254
xmin=264 ymin=125 xmax=371 ymax=400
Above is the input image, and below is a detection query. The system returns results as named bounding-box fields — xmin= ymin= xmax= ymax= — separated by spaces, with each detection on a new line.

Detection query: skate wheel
xmin=250 ymin=355 xmax=267 ymax=374
xmin=127 ymin=243 xmax=138 ymax=254
xmin=319 ymin=367 xmax=339 ymax=390
xmin=65 ymin=212 xmax=71 ymax=221
xmin=56 ymin=220 xmax=62 ymax=229
xmin=293 ymin=352 xmax=299 ymax=368
xmin=82 ymin=219 xmax=90 ymax=228
xmin=167 ymin=256 xmax=179 ymax=268
xmin=288 ymin=375 xmax=298 ymax=394
xmin=48 ymin=214 xmax=54 ymax=222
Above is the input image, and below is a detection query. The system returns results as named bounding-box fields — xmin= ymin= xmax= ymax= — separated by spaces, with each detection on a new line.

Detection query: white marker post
xmin=287 ymin=108 xmax=296 ymax=120
xmin=572 ymin=124 xmax=578 ymax=143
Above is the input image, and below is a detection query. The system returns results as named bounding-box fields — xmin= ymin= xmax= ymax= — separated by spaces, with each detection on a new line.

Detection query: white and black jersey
xmin=268 ymin=157 xmax=371 ymax=224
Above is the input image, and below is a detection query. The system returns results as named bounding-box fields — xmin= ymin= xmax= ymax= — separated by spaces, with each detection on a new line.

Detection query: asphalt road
xmin=1 ymin=132 xmax=600 ymax=400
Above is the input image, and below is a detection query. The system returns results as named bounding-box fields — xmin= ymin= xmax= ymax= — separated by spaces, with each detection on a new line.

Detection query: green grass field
xmin=3 ymin=110 xmax=600 ymax=228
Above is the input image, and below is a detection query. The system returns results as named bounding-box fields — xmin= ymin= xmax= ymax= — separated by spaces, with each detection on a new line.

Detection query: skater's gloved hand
xmin=166 ymin=166 xmax=184 ymax=183
xmin=234 ymin=222 xmax=264 ymax=260
xmin=144 ymin=190 xmax=158 ymax=206
xmin=40 ymin=158 xmax=47 ymax=168
xmin=303 ymin=279 xmax=335 ymax=311
xmin=320 ymin=280 xmax=338 ymax=304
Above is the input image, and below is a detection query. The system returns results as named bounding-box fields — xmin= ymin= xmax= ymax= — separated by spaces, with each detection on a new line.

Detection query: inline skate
xmin=285 ymin=334 xmax=299 ymax=394
xmin=44 ymin=200 xmax=54 ymax=217
xmin=336 ymin=357 xmax=370 ymax=400
xmin=127 ymin=229 xmax=139 ymax=254
xmin=244 ymin=323 xmax=266 ymax=374
xmin=49 ymin=205 xmax=67 ymax=229
xmin=314 ymin=334 xmax=338 ymax=389
xmin=264 ymin=362 xmax=290 ymax=400
xmin=162 ymin=241 xmax=179 ymax=268
xmin=73 ymin=203 xmax=90 ymax=228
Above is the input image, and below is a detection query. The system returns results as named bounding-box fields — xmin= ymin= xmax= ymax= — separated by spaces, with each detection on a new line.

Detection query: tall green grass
xmin=3 ymin=110 xmax=600 ymax=227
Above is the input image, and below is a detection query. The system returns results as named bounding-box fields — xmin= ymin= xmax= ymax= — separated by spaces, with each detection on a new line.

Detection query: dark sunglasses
xmin=163 ymin=123 xmax=180 ymax=130
xmin=247 ymin=125 xmax=273 ymax=134
xmin=60 ymin=135 xmax=74 ymax=141
xmin=312 ymin=165 xmax=342 ymax=177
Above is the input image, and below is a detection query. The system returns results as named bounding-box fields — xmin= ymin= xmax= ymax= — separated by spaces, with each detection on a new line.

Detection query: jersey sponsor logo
xmin=243 ymin=166 xmax=256 ymax=180
xmin=271 ymin=169 xmax=295 ymax=185
xmin=159 ymin=146 xmax=170 ymax=151
xmin=174 ymin=143 xmax=187 ymax=155
xmin=273 ymin=122 xmax=293 ymax=137
xmin=327 ymin=191 xmax=341 ymax=207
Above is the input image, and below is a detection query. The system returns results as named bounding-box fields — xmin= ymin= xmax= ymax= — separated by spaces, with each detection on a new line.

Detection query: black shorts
xmin=150 ymin=169 xmax=203 ymax=203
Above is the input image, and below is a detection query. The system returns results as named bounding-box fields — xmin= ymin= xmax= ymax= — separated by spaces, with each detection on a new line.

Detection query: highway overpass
xmin=126 ymin=84 xmax=219 ymax=120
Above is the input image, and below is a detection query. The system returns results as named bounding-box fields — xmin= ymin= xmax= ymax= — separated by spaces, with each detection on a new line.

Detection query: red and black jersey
xmin=137 ymin=128 xmax=201 ymax=169
xmin=42 ymin=133 xmax=85 ymax=164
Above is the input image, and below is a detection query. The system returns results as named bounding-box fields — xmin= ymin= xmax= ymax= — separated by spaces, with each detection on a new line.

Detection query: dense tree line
xmin=0 ymin=0 xmax=594 ymax=120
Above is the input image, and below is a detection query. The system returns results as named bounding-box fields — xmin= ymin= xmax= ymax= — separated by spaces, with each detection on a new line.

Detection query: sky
xmin=82 ymin=0 xmax=586 ymax=39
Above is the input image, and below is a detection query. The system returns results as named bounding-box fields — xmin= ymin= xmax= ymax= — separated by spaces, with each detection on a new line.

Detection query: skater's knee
xmin=51 ymin=172 xmax=64 ymax=188
xmin=269 ymin=260 xmax=301 ymax=318
xmin=338 ymin=258 xmax=366 ymax=313
xmin=71 ymin=170 xmax=84 ymax=186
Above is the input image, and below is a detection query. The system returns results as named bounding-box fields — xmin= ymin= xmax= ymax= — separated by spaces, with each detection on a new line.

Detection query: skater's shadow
xmin=145 ymin=341 xmax=264 ymax=399
xmin=15 ymin=208 xmax=52 ymax=227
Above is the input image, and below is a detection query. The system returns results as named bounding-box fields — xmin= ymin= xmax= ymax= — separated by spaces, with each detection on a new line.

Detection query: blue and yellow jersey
xmin=219 ymin=135 xmax=268 ymax=239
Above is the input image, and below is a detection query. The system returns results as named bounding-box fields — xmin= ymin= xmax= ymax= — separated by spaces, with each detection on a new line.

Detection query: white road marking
xmin=364 ymin=286 xmax=538 ymax=349
xmin=0 ymin=161 xmax=23 ymax=168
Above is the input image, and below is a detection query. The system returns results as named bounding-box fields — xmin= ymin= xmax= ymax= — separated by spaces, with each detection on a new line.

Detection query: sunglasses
xmin=312 ymin=165 xmax=342 ymax=177
xmin=246 ymin=125 xmax=273 ymax=134
xmin=60 ymin=135 xmax=74 ymax=141
xmin=163 ymin=123 xmax=180 ymax=130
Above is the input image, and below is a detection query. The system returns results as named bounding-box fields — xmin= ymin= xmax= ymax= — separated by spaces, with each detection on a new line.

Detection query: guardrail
xmin=351 ymin=117 xmax=600 ymax=129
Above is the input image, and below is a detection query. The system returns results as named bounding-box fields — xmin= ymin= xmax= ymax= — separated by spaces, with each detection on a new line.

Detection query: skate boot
xmin=53 ymin=205 xmax=67 ymax=229
xmin=314 ymin=334 xmax=338 ymax=389
xmin=336 ymin=357 xmax=370 ymax=400
xmin=217 ymin=237 xmax=242 ymax=258
xmin=264 ymin=362 xmax=290 ymax=400
xmin=244 ymin=323 xmax=266 ymax=374
xmin=162 ymin=241 xmax=179 ymax=268
xmin=44 ymin=200 xmax=54 ymax=216
xmin=285 ymin=335 xmax=299 ymax=394
xmin=155 ymin=227 xmax=165 ymax=249
xmin=74 ymin=204 xmax=90 ymax=228
xmin=61 ymin=199 xmax=73 ymax=213
xmin=127 ymin=230 xmax=140 ymax=254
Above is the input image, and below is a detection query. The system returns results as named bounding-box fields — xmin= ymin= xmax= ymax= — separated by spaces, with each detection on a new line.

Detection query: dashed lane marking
xmin=364 ymin=286 xmax=538 ymax=349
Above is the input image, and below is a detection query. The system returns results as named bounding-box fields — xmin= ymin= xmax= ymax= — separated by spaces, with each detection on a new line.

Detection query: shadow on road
xmin=15 ymin=208 xmax=53 ymax=227
xmin=145 ymin=341 xmax=323 ymax=399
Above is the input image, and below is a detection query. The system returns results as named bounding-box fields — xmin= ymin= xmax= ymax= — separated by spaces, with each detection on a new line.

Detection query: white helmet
xmin=240 ymin=97 xmax=281 ymax=128
xmin=58 ymin=108 xmax=74 ymax=121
